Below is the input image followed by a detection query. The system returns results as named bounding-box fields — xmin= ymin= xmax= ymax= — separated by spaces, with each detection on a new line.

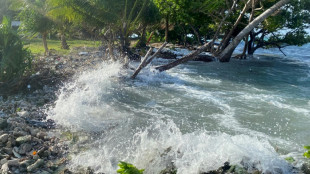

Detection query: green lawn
xmin=24 ymin=38 xmax=101 ymax=55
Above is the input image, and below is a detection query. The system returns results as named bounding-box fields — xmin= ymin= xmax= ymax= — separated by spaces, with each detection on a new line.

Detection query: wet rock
xmin=12 ymin=147 xmax=22 ymax=158
xmin=0 ymin=134 xmax=9 ymax=144
xmin=0 ymin=118 xmax=8 ymax=129
xmin=18 ymin=143 xmax=32 ymax=155
xmin=37 ymin=131 xmax=47 ymax=139
xmin=19 ymin=160 xmax=32 ymax=168
xmin=49 ymin=146 xmax=59 ymax=155
xmin=0 ymin=159 xmax=8 ymax=166
xmin=1 ymin=163 xmax=9 ymax=174
xmin=2 ymin=147 xmax=12 ymax=155
xmin=17 ymin=111 xmax=29 ymax=117
xmin=234 ymin=165 xmax=248 ymax=174
xmin=302 ymin=163 xmax=310 ymax=174
xmin=30 ymin=128 xmax=39 ymax=136
xmin=16 ymin=135 xmax=31 ymax=145
xmin=27 ymin=159 xmax=44 ymax=172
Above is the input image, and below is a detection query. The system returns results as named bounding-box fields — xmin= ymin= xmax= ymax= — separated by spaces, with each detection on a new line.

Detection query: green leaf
xmin=304 ymin=146 xmax=310 ymax=150
xmin=285 ymin=157 xmax=295 ymax=163
xmin=304 ymin=151 xmax=310 ymax=158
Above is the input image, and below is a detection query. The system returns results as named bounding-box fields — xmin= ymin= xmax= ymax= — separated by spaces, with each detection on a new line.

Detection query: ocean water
xmin=47 ymin=43 xmax=310 ymax=174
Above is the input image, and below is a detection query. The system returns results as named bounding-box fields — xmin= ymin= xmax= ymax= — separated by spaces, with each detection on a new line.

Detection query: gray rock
xmin=17 ymin=111 xmax=29 ymax=117
xmin=12 ymin=147 xmax=21 ymax=158
xmin=19 ymin=143 xmax=32 ymax=155
xmin=19 ymin=160 xmax=32 ymax=168
xmin=36 ymin=131 xmax=47 ymax=139
xmin=0 ymin=118 xmax=8 ymax=129
xmin=30 ymin=128 xmax=39 ymax=137
xmin=0 ymin=134 xmax=9 ymax=144
xmin=27 ymin=159 xmax=44 ymax=172
xmin=16 ymin=135 xmax=31 ymax=144
xmin=302 ymin=163 xmax=310 ymax=174
xmin=1 ymin=163 xmax=9 ymax=174
xmin=0 ymin=158 xmax=8 ymax=166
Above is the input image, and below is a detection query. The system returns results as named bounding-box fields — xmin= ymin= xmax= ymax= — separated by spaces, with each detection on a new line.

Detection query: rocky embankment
xmin=0 ymin=48 xmax=105 ymax=174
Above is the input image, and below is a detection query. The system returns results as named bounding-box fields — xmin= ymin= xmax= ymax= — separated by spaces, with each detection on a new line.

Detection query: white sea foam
xmin=68 ymin=120 xmax=291 ymax=174
xmin=47 ymin=62 xmax=126 ymax=131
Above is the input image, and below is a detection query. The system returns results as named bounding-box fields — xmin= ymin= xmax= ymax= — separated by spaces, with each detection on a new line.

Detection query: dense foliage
xmin=0 ymin=17 xmax=32 ymax=83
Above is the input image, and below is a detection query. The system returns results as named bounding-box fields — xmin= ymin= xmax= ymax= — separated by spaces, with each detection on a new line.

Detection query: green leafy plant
xmin=0 ymin=16 xmax=32 ymax=83
xmin=304 ymin=146 xmax=310 ymax=158
xmin=117 ymin=161 xmax=144 ymax=174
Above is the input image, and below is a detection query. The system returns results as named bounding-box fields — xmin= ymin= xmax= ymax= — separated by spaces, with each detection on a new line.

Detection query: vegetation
xmin=117 ymin=161 xmax=144 ymax=174
xmin=0 ymin=16 xmax=32 ymax=83
xmin=304 ymin=146 xmax=310 ymax=158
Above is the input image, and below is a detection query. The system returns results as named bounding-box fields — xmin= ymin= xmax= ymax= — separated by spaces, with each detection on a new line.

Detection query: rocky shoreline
xmin=1 ymin=47 xmax=310 ymax=174
xmin=0 ymin=47 xmax=106 ymax=174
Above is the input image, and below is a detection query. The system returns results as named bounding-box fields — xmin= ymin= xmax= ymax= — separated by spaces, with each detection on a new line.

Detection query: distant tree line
xmin=1 ymin=0 xmax=310 ymax=64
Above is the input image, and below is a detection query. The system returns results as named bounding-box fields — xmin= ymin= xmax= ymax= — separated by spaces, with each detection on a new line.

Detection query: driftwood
xmin=131 ymin=42 xmax=167 ymax=79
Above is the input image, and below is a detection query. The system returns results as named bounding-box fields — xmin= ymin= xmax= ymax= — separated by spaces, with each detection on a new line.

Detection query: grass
xmin=23 ymin=38 xmax=101 ymax=55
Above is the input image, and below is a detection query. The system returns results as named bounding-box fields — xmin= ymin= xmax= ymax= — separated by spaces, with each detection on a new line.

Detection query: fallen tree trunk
xmin=131 ymin=42 xmax=167 ymax=79
xmin=155 ymin=42 xmax=212 ymax=72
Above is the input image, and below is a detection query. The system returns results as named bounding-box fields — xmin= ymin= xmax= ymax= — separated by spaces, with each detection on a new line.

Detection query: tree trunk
xmin=42 ymin=32 xmax=49 ymax=56
xmin=218 ymin=0 xmax=290 ymax=62
xmin=210 ymin=0 xmax=237 ymax=54
xmin=155 ymin=42 xmax=211 ymax=72
xmin=190 ymin=25 xmax=202 ymax=45
xmin=220 ymin=0 xmax=252 ymax=52
xmin=131 ymin=42 xmax=167 ymax=79
xmin=61 ymin=33 xmax=69 ymax=50
xmin=165 ymin=15 xmax=169 ymax=42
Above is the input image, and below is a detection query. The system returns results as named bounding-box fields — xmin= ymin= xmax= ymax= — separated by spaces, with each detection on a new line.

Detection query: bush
xmin=117 ymin=161 xmax=144 ymax=174
xmin=0 ymin=16 xmax=32 ymax=83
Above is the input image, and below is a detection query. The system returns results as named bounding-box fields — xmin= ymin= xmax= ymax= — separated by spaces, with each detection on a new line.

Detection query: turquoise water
xmin=48 ymin=44 xmax=310 ymax=174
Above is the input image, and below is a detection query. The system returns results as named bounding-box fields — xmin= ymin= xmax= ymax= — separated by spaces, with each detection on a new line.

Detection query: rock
xmin=30 ymin=128 xmax=39 ymax=136
xmin=16 ymin=135 xmax=31 ymax=144
xmin=1 ymin=163 xmax=9 ymax=174
xmin=6 ymin=137 xmax=16 ymax=148
xmin=36 ymin=131 xmax=47 ymax=139
xmin=27 ymin=159 xmax=44 ymax=172
xmin=12 ymin=147 xmax=22 ymax=158
xmin=3 ymin=147 xmax=12 ymax=155
xmin=0 ymin=134 xmax=9 ymax=144
xmin=79 ymin=52 xmax=89 ymax=56
xmin=19 ymin=160 xmax=32 ymax=168
xmin=18 ymin=143 xmax=32 ymax=155
xmin=301 ymin=163 xmax=310 ymax=174
xmin=49 ymin=146 xmax=59 ymax=155
xmin=0 ymin=158 xmax=8 ymax=166
xmin=0 ymin=118 xmax=8 ymax=129
xmin=234 ymin=165 xmax=248 ymax=174
xmin=41 ymin=171 xmax=51 ymax=174
xmin=17 ymin=111 xmax=29 ymax=117
xmin=7 ymin=159 xmax=19 ymax=166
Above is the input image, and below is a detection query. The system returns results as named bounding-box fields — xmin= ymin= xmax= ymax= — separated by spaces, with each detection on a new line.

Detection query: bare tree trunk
xmin=61 ymin=33 xmax=69 ymax=50
xmin=242 ymin=0 xmax=256 ymax=58
xmin=165 ymin=15 xmax=169 ymax=42
xmin=155 ymin=42 xmax=211 ymax=72
xmin=220 ymin=0 xmax=252 ymax=52
xmin=42 ymin=32 xmax=49 ymax=56
xmin=190 ymin=25 xmax=202 ymax=45
xmin=218 ymin=0 xmax=290 ymax=62
xmin=210 ymin=0 xmax=237 ymax=54
xmin=131 ymin=42 xmax=167 ymax=79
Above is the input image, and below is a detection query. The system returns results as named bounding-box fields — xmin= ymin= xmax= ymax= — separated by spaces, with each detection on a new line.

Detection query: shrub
xmin=304 ymin=146 xmax=310 ymax=158
xmin=117 ymin=161 xmax=144 ymax=174
xmin=0 ymin=16 xmax=32 ymax=83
